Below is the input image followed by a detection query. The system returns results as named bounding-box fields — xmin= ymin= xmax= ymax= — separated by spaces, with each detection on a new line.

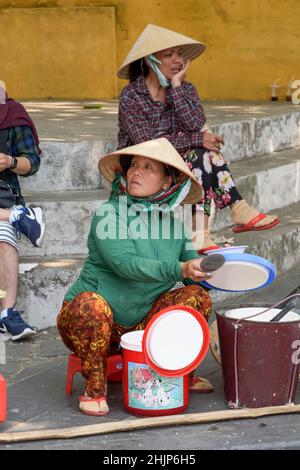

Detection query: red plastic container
xmin=121 ymin=331 xmax=190 ymax=416
xmin=0 ymin=374 xmax=7 ymax=423
xmin=121 ymin=305 xmax=210 ymax=417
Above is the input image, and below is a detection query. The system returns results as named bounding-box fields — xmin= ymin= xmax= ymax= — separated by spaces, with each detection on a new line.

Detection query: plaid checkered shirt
xmin=1 ymin=125 xmax=41 ymax=206
xmin=118 ymin=75 xmax=206 ymax=155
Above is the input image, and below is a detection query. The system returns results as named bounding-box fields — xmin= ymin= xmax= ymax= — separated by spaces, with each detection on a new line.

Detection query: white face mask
xmin=146 ymin=54 xmax=170 ymax=88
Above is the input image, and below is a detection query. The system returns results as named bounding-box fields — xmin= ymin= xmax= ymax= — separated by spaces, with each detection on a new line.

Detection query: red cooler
xmin=0 ymin=374 xmax=7 ymax=423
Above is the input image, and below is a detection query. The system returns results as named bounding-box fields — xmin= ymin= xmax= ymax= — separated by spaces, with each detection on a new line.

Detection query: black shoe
xmin=0 ymin=309 xmax=36 ymax=341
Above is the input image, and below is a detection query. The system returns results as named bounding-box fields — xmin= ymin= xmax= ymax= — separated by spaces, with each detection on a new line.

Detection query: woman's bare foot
xmin=194 ymin=229 xmax=221 ymax=253
xmin=189 ymin=376 xmax=214 ymax=393
xmin=79 ymin=394 xmax=109 ymax=416
xmin=231 ymin=200 xmax=278 ymax=230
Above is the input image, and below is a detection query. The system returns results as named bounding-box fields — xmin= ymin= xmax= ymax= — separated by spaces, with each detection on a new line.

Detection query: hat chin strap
xmin=146 ymin=54 xmax=170 ymax=88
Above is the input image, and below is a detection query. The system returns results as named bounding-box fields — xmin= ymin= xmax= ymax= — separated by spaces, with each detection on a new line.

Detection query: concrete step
xmin=210 ymin=108 xmax=300 ymax=163
xmin=18 ymin=257 xmax=84 ymax=331
xmin=20 ymin=140 xmax=116 ymax=193
xmin=19 ymin=189 xmax=108 ymax=258
xmin=19 ymin=102 xmax=300 ymax=192
xmin=17 ymin=202 xmax=300 ymax=330
xmin=211 ymin=146 xmax=300 ymax=231
xmin=19 ymin=146 xmax=300 ymax=257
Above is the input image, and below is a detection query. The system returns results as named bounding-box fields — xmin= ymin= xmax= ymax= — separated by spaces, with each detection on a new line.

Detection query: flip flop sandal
xmin=79 ymin=395 xmax=109 ymax=416
xmin=189 ymin=376 xmax=214 ymax=393
xmin=232 ymin=213 xmax=280 ymax=234
xmin=198 ymin=245 xmax=221 ymax=254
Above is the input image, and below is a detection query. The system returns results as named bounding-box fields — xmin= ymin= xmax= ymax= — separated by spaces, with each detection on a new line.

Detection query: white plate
xmin=204 ymin=246 xmax=248 ymax=255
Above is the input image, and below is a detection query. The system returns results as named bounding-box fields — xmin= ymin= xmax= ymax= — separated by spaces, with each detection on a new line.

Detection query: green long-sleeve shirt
xmin=65 ymin=197 xmax=199 ymax=327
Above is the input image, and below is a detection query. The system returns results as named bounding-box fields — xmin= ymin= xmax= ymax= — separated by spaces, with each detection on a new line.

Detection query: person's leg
xmin=0 ymin=209 xmax=10 ymax=223
xmin=146 ymin=284 xmax=212 ymax=323
xmin=186 ymin=147 xmax=238 ymax=250
xmin=0 ymin=231 xmax=36 ymax=340
xmin=192 ymin=209 xmax=216 ymax=252
xmin=185 ymin=148 xmax=278 ymax=235
xmin=57 ymin=292 xmax=113 ymax=415
xmin=185 ymin=147 xmax=241 ymax=213
xmin=0 ymin=242 xmax=18 ymax=310
xmin=230 ymin=199 xmax=279 ymax=231
xmin=145 ymin=284 xmax=213 ymax=392
xmin=0 ymin=206 xmax=45 ymax=248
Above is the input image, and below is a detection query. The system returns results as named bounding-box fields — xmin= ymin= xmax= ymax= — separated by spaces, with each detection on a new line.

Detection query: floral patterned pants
xmin=184 ymin=147 xmax=242 ymax=216
xmin=57 ymin=285 xmax=212 ymax=398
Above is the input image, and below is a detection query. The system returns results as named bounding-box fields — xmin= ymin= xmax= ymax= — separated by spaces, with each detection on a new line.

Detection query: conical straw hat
xmin=118 ymin=24 xmax=206 ymax=79
xmin=99 ymin=138 xmax=203 ymax=204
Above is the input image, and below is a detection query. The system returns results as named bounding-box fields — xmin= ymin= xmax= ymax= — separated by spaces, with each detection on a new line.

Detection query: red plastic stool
xmin=0 ymin=374 xmax=7 ymax=422
xmin=65 ymin=353 xmax=123 ymax=395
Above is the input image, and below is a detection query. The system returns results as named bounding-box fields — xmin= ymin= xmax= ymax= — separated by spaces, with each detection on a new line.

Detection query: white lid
xmin=224 ymin=307 xmax=300 ymax=323
xmin=145 ymin=309 xmax=204 ymax=370
xmin=120 ymin=330 xmax=144 ymax=352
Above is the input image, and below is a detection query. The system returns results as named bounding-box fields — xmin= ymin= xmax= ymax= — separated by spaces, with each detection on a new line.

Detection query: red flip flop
xmin=197 ymin=245 xmax=221 ymax=254
xmin=189 ymin=376 xmax=214 ymax=393
xmin=79 ymin=395 xmax=109 ymax=416
xmin=232 ymin=213 xmax=280 ymax=234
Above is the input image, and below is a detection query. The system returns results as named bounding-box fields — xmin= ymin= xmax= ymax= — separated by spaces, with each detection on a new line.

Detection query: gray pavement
xmin=0 ymin=261 xmax=299 ymax=450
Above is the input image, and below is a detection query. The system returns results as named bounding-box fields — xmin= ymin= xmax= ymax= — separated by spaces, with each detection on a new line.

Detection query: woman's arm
xmin=0 ymin=126 xmax=40 ymax=177
xmin=119 ymin=98 xmax=205 ymax=154
xmin=170 ymin=82 xmax=206 ymax=132
xmin=0 ymin=153 xmax=31 ymax=175
xmin=179 ymin=236 xmax=209 ymax=282
xmin=13 ymin=126 xmax=41 ymax=176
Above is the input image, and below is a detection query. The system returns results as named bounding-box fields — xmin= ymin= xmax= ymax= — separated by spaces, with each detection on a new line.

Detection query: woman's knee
xmin=182 ymin=285 xmax=212 ymax=319
xmin=58 ymin=291 xmax=113 ymax=329
xmin=82 ymin=292 xmax=113 ymax=320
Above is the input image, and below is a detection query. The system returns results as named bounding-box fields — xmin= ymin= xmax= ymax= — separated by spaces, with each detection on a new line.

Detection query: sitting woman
xmin=57 ymin=138 xmax=213 ymax=417
xmin=117 ymin=24 xmax=279 ymax=252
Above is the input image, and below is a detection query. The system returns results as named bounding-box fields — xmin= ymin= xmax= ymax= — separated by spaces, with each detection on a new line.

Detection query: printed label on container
xmin=128 ymin=361 xmax=183 ymax=410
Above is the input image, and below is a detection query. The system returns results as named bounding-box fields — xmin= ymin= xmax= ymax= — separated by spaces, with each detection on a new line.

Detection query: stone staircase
xmin=17 ymin=101 xmax=300 ymax=330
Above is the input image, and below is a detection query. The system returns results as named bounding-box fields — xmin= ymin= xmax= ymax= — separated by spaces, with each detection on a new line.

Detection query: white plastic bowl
xmin=204 ymin=246 xmax=248 ymax=255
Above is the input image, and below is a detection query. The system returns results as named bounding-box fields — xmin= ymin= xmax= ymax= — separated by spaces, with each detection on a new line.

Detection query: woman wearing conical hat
xmin=117 ymin=24 xmax=279 ymax=252
xmin=57 ymin=138 xmax=216 ymax=417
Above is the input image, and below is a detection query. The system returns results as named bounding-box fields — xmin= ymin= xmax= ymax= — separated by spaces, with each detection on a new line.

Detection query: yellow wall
xmin=0 ymin=5 xmax=117 ymax=99
xmin=1 ymin=0 xmax=300 ymax=100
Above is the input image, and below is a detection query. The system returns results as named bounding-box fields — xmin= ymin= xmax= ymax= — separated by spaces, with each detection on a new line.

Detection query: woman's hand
xmin=202 ymin=132 xmax=224 ymax=153
xmin=0 ymin=153 xmax=12 ymax=172
xmin=180 ymin=259 xmax=210 ymax=282
xmin=171 ymin=60 xmax=190 ymax=88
